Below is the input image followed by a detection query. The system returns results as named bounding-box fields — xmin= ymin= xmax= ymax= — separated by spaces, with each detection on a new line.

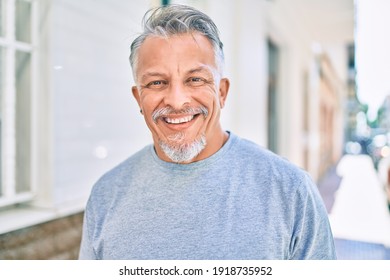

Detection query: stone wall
xmin=0 ymin=212 xmax=83 ymax=260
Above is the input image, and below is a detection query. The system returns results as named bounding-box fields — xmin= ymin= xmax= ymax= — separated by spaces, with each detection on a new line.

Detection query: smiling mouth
xmin=163 ymin=114 xmax=199 ymax=124
xmin=152 ymin=106 xmax=208 ymax=126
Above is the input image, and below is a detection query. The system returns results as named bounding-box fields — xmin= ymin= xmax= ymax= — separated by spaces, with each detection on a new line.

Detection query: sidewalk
xmin=317 ymin=155 xmax=390 ymax=259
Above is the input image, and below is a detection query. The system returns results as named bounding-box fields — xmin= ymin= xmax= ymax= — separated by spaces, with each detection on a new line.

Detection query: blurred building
xmin=0 ymin=0 xmax=354 ymax=258
xmin=314 ymin=53 xmax=345 ymax=180
xmin=377 ymin=96 xmax=390 ymax=131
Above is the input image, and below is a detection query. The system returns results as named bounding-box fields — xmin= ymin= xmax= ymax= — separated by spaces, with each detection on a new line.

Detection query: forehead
xmin=136 ymin=33 xmax=217 ymax=75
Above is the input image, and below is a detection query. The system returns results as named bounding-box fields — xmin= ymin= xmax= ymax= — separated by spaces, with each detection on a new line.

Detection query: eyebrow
xmin=141 ymin=72 xmax=166 ymax=81
xmin=187 ymin=66 xmax=213 ymax=75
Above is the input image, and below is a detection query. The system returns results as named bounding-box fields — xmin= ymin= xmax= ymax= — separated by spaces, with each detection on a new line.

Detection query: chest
xmin=95 ymin=179 xmax=291 ymax=259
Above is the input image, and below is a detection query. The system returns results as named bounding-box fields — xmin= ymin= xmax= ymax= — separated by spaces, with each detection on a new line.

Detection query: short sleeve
xmin=78 ymin=209 xmax=97 ymax=259
xmin=289 ymin=173 xmax=337 ymax=259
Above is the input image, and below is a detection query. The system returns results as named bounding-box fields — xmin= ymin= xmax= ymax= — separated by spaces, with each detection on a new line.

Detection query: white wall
xmin=37 ymin=0 xmax=153 ymax=208
xmin=219 ymin=0 xmax=269 ymax=146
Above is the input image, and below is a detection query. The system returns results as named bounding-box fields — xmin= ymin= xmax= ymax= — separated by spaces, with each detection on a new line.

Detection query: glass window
xmin=15 ymin=0 xmax=31 ymax=43
xmin=15 ymin=50 xmax=31 ymax=194
xmin=0 ymin=0 xmax=35 ymax=206
xmin=0 ymin=47 xmax=3 ymax=196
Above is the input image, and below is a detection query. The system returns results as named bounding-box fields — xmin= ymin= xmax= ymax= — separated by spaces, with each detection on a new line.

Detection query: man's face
xmin=132 ymin=33 xmax=229 ymax=163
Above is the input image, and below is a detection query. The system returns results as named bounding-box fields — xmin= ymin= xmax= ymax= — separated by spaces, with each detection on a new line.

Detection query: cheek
xmin=140 ymin=94 xmax=161 ymax=114
xmin=207 ymin=91 xmax=222 ymax=112
xmin=194 ymin=87 xmax=219 ymax=105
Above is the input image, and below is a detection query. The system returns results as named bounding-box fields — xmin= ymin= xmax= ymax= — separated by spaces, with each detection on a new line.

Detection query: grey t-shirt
xmin=79 ymin=132 xmax=336 ymax=259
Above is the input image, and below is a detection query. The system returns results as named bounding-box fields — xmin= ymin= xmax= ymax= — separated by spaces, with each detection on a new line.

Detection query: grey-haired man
xmin=79 ymin=4 xmax=336 ymax=260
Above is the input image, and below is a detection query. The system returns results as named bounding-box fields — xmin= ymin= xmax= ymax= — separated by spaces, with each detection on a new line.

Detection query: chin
xmin=158 ymin=134 xmax=207 ymax=163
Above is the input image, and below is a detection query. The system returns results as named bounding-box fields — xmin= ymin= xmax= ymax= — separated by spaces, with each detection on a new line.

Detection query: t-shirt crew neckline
xmin=149 ymin=131 xmax=235 ymax=171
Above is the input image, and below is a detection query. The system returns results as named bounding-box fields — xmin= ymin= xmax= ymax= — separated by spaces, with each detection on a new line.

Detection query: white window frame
xmin=0 ymin=0 xmax=37 ymax=207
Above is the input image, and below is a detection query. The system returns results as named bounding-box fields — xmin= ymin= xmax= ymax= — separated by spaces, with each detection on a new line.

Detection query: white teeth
xmin=165 ymin=115 xmax=194 ymax=124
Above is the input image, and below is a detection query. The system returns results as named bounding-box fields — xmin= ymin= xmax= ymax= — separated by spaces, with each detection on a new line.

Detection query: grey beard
xmin=158 ymin=135 xmax=207 ymax=163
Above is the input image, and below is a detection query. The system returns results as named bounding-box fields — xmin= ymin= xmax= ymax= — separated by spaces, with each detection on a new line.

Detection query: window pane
xmin=0 ymin=47 xmax=3 ymax=196
xmin=15 ymin=50 xmax=31 ymax=194
xmin=15 ymin=0 xmax=32 ymax=43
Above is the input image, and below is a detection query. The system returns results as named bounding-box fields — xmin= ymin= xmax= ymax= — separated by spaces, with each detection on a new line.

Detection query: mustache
xmin=152 ymin=106 xmax=209 ymax=123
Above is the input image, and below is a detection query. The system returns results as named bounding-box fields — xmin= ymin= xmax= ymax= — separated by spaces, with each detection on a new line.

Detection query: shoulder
xmin=229 ymin=134 xmax=314 ymax=193
xmin=230 ymin=134 xmax=326 ymax=221
xmin=86 ymin=145 xmax=152 ymax=207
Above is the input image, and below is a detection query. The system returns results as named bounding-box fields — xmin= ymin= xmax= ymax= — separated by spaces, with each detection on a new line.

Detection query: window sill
xmin=0 ymin=199 xmax=86 ymax=235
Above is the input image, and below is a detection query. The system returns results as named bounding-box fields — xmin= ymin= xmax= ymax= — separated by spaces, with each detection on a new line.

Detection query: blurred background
xmin=0 ymin=0 xmax=389 ymax=259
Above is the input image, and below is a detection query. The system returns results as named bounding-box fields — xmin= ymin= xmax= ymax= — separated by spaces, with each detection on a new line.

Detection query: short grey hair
xmin=129 ymin=4 xmax=225 ymax=81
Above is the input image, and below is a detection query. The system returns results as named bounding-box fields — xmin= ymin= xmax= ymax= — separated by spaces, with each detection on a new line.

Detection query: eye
xmin=186 ymin=77 xmax=206 ymax=86
xmin=145 ymin=80 xmax=168 ymax=89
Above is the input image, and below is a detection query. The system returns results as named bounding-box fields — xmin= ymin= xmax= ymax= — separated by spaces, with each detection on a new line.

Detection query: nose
xmin=163 ymin=81 xmax=191 ymax=110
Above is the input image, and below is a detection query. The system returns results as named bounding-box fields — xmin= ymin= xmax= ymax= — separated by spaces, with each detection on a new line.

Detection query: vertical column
xmin=2 ymin=0 xmax=16 ymax=199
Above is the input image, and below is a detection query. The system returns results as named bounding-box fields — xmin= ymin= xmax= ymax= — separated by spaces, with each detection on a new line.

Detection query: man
xmin=79 ymin=4 xmax=336 ymax=260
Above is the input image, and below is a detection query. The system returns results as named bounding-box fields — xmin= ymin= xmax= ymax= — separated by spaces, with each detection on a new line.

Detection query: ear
xmin=132 ymin=86 xmax=141 ymax=108
xmin=218 ymin=78 xmax=230 ymax=108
